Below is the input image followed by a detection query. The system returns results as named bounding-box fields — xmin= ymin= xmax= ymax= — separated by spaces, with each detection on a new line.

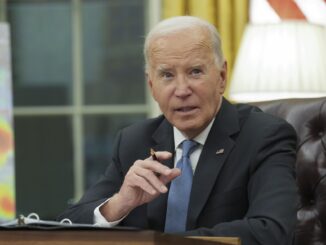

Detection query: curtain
xmin=162 ymin=0 xmax=249 ymax=97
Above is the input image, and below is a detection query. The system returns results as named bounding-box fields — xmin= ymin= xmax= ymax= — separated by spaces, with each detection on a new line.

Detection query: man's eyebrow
xmin=156 ymin=65 xmax=171 ymax=72
xmin=190 ymin=64 xmax=204 ymax=68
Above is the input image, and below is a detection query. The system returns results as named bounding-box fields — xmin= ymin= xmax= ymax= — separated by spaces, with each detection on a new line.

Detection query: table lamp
xmin=229 ymin=21 xmax=326 ymax=102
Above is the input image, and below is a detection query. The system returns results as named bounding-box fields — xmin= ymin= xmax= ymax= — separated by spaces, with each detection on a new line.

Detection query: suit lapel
xmin=147 ymin=118 xmax=174 ymax=231
xmin=187 ymin=99 xmax=240 ymax=230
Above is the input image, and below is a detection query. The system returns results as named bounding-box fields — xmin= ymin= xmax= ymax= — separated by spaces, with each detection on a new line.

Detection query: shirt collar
xmin=173 ymin=117 xmax=215 ymax=149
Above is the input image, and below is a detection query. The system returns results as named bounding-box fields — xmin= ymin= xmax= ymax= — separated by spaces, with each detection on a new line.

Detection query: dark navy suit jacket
xmin=58 ymin=98 xmax=298 ymax=245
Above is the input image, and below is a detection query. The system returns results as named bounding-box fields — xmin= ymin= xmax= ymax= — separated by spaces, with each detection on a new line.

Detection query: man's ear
xmin=219 ymin=61 xmax=228 ymax=94
xmin=146 ymin=72 xmax=156 ymax=100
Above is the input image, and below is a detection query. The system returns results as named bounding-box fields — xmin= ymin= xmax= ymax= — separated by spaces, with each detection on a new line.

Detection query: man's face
xmin=147 ymin=27 xmax=227 ymax=138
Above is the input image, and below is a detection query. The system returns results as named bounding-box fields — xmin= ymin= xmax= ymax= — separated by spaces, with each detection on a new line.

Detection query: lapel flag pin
xmin=216 ymin=149 xmax=224 ymax=155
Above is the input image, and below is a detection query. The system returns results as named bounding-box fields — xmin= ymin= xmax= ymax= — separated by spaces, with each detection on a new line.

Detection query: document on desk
xmin=0 ymin=212 xmax=138 ymax=231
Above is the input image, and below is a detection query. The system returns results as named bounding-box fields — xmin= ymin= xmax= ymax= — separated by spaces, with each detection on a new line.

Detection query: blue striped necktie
xmin=164 ymin=140 xmax=198 ymax=233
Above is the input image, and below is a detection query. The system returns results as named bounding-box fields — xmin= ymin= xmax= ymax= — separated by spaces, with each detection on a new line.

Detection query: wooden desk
xmin=190 ymin=236 xmax=240 ymax=245
xmin=0 ymin=229 xmax=240 ymax=245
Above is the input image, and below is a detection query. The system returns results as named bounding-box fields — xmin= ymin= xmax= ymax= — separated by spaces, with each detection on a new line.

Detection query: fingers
xmin=131 ymin=173 xmax=163 ymax=195
xmin=149 ymin=151 xmax=172 ymax=162
xmin=132 ymin=160 xmax=170 ymax=193
xmin=136 ymin=159 xmax=171 ymax=176
xmin=121 ymin=151 xmax=177 ymax=203
xmin=114 ymin=150 xmax=185 ymax=213
xmin=160 ymin=168 xmax=181 ymax=185
xmin=125 ymin=152 xmax=172 ymax=194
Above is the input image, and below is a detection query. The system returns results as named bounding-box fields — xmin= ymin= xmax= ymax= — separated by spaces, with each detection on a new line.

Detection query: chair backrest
xmin=252 ymin=97 xmax=326 ymax=245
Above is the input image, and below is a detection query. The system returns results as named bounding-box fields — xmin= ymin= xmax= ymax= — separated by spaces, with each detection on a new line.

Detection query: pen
xmin=150 ymin=148 xmax=158 ymax=161
xmin=150 ymin=148 xmax=161 ymax=177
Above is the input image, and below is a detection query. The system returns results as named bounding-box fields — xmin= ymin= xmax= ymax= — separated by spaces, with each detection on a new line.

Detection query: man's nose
xmin=174 ymin=75 xmax=191 ymax=97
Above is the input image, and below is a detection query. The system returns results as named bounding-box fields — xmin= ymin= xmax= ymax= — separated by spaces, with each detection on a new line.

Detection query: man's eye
xmin=161 ymin=72 xmax=173 ymax=79
xmin=191 ymin=69 xmax=202 ymax=76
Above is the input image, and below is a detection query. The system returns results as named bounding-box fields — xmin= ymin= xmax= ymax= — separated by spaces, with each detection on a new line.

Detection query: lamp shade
xmin=229 ymin=21 xmax=326 ymax=102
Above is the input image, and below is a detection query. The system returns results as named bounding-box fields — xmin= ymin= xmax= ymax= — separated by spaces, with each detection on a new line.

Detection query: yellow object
xmin=189 ymin=0 xmax=216 ymax=24
xmin=162 ymin=0 xmax=185 ymax=17
xmin=0 ymin=119 xmax=13 ymax=166
xmin=0 ymin=184 xmax=15 ymax=220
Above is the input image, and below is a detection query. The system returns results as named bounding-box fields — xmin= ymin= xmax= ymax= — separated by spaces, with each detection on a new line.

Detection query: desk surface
xmin=0 ymin=229 xmax=240 ymax=245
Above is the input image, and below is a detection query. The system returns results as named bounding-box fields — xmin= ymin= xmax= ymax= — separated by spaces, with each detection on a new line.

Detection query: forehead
xmin=149 ymin=27 xmax=214 ymax=66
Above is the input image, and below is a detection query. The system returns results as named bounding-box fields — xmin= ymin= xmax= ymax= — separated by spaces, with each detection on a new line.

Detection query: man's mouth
xmin=175 ymin=106 xmax=198 ymax=113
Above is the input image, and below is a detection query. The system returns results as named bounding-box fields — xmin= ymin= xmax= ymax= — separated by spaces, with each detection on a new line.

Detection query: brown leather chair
xmin=252 ymin=97 xmax=326 ymax=245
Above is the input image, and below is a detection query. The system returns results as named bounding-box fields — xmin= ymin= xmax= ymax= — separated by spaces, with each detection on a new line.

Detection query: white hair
xmin=144 ymin=16 xmax=225 ymax=72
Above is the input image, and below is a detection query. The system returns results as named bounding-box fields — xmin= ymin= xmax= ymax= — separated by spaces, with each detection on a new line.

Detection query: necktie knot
xmin=181 ymin=140 xmax=197 ymax=158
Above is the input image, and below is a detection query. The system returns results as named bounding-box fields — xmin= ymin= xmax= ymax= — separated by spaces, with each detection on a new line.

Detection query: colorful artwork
xmin=0 ymin=23 xmax=15 ymax=221
xmin=0 ymin=118 xmax=13 ymax=166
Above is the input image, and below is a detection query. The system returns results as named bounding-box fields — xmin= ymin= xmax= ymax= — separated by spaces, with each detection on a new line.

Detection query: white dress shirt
xmin=93 ymin=118 xmax=215 ymax=227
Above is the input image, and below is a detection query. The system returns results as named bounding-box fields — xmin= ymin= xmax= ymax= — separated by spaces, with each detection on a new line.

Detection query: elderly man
xmin=59 ymin=16 xmax=297 ymax=245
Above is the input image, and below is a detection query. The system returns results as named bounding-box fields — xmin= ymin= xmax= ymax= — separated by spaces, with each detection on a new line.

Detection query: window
xmin=4 ymin=0 xmax=155 ymax=219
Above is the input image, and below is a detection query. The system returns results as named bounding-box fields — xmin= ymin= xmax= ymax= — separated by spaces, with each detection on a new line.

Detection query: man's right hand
xmin=100 ymin=151 xmax=180 ymax=222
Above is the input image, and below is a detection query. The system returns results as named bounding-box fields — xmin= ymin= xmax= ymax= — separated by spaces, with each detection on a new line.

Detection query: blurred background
xmin=0 ymin=0 xmax=325 ymax=221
